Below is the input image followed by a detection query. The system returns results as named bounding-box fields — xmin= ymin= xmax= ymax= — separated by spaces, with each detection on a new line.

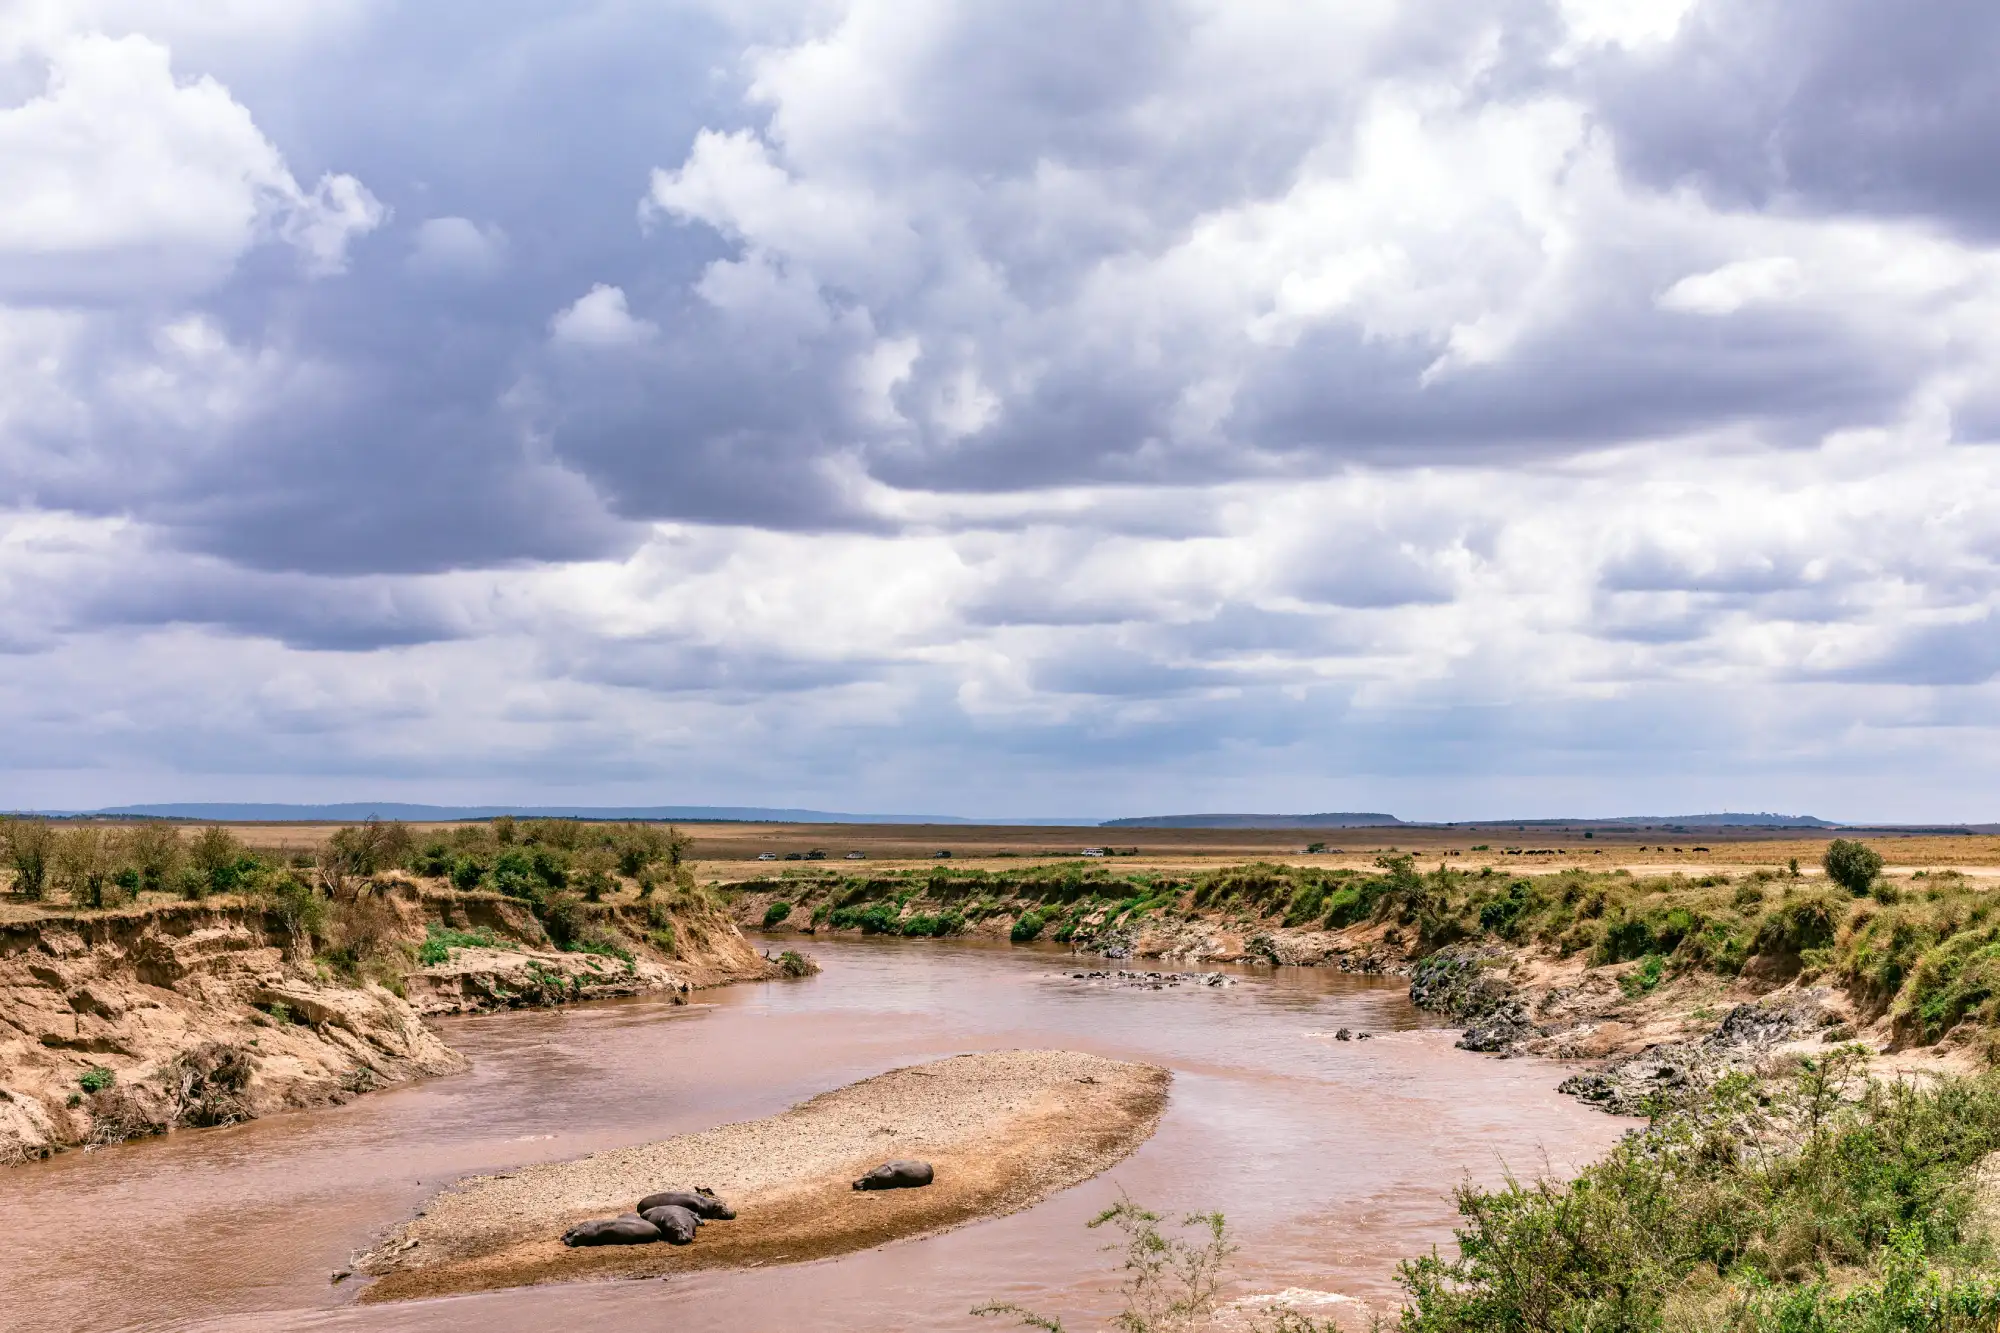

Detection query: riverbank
xmin=355 ymin=1049 xmax=1171 ymax=1303
xmin=728 ymin=852 xmax=2000 ymax=1103
xmin=0 ymin=880 xmax=772 ymax=1164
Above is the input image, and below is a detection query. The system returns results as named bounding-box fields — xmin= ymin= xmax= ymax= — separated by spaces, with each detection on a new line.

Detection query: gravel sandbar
xmin=357 ymin=1048 xmax=1170 ymax=1302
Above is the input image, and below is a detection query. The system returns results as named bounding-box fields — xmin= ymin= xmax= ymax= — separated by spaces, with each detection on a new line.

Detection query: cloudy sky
xmin=2 ymin=0 xmax=1996 ymax=821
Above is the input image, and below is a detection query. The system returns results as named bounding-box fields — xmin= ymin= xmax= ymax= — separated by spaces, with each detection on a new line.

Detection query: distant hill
xmin=1099 ymin=812 xmax=1405 ymax=829
xmin=83 ymin=802 xmax=978 ymax=825
xmin=1592 ymin=813 xmax=1836 ymax=828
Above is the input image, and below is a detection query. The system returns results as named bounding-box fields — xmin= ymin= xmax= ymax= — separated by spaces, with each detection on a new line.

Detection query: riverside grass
xmin=1399 ymin=1054 xmax=2000 ymax=1333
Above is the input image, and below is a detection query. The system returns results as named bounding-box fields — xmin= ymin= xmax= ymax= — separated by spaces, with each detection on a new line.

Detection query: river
xmin=0 ymin=936 xmax=1632 ymax=1331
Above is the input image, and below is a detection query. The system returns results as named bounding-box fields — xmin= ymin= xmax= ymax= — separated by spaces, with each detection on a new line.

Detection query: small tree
xmin=1822 ymin=839 xmax=1883 ymax=896
xmin=53 ymin=826 xmax=116 ymax=909
xmin=1 ymin=816 xmax=56 ymax=900
xmin=188 ymin=825 xmax=246 ymax=897
xmin=574 ymin=847 xmax=618 ymax=903
xmin=124 ymin=822 xmax=185 ymax=895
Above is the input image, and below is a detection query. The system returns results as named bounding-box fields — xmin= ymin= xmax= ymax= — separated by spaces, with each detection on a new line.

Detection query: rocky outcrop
xmin=1408 ymin=945 xmax=1540 ymax=1054
xmin=1557 ymin=990 xmax=1854 ymax=1115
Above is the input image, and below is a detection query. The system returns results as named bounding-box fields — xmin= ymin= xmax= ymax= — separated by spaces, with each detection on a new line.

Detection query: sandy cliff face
xmin=0 ymin=903 xmax=463 ymax=1164
xmin=0 ymin=884 xmax=773 ymax=1165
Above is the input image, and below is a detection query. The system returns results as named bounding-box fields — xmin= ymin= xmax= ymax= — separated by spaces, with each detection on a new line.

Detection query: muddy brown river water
xmin=0 ymin=937 xmax=1633 ymax=1332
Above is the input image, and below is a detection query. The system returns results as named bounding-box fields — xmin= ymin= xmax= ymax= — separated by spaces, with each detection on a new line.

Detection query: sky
xmin=1 ymin=0 xmax=1997 ymax=822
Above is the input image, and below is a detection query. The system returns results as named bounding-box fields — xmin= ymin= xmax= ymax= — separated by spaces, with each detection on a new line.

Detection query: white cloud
xmin=549 ymin=284 xmax=659 ymax=348
xmin=0 ymin=31 xmax=381 ymax=296
xmin=407 ymin=216 xmax=507 ymax=279
xmin=1659 ymin=256 xmax=1804 ymax=314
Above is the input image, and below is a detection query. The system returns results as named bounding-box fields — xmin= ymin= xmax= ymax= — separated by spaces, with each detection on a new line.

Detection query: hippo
xmin=639 ymin=1204 xmax=700 ymax=1244
xmin=636 ymin=1187 xmax=736 ymax=1221
xmin=852 ymin=1159 xmax=934 ymax=1190
xmin=561 ymin=1213 xmax=662 ymax=1247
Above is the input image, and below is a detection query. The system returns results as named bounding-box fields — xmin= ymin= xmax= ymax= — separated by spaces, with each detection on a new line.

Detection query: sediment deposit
xmin=356 ymin=1048 xmax=1171 ymax=1302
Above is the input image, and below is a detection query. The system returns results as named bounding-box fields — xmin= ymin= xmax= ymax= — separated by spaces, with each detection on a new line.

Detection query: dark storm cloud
xmin=1593 ymin=0 xmax=2000 ymax=240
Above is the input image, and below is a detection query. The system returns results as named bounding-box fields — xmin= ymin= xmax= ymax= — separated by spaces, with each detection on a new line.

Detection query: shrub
xmin=325 ymin=819 xmax=415 ymax=878
xmin=763 ymin=900 xmax=794 ymax=928
xmin=188 ymin=825 xmax=251 ymax=896
xmin=573 ymin=848 xmax=617 ymax=903
xmin=1825 ymin=838 xmax=1885 ymax=896
xmin=450 ymin=856 xmax=485 ymax=891
xmin=775 ymin=949 xmax=818 ymax=978
xmin=79 ymin=1066 xmax=116 ymax=1094
xmin=491 ymin=849 xmax=536 ymax=898
xmin=265 ymin=872 xmax=327 ymax=948
xmin=53 ymin=826 xmax=118 ymax=908
xmin=414 ymin=841 xmax=454 ymax=877
xmin=1754 ymin=892 xmax=1845 ymax=958
xmin=1011 ymin=910 xmax=1045 ymax=943
xmin=124 ymin=822 xmax=184 ymax=894
xmin=1619 ymin=953 xmax=1667 ymax=997
xmin=1 ymin=816 xmax=55 ymax=899
xmin=418 ymin=924 xmax=502 ymax=966
xmin=1399 ymin=1061 xmax=2000 ymax=1333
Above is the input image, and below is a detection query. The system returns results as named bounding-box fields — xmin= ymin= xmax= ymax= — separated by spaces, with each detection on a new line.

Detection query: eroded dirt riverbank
xmin=0 ymin=937 xmax=1632 ymax=1333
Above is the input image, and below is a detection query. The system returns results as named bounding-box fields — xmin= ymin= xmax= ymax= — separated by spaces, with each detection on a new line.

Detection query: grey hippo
xmin=636 ymin=1186 xmax=736 ymax=1220
xmin=561 ymin=1213 xmax=662 ymax=1247
xmin=852 ymin=1159 xmax=935 ymax=1190
xmin=639 ymin=1204 xmax=700 ymax=1244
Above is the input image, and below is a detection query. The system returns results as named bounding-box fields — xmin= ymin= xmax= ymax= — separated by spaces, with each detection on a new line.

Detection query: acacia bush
xmin=1825 ymin=839 xmax=1886 ymax=896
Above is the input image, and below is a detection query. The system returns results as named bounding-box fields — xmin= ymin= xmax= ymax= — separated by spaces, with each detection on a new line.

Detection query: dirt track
xmin=356 ymin=1048 xmax=1171 ymax=1303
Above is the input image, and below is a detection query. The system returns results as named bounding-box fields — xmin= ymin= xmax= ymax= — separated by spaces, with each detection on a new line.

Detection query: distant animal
xmin=636 ymin=1187 xmax=736 ymax=1220
xmin=562 ymin=1213 xmax=662 ymax=1247
xmin=852 ymin=1159 xmax=934 ymax=1190
xmin=639 ymin=1204 xmax=700 ymax=1244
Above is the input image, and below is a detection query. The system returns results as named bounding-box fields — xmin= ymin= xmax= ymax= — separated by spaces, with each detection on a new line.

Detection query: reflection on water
xmin=0 ymin=937 xmax=1632 ymax=1332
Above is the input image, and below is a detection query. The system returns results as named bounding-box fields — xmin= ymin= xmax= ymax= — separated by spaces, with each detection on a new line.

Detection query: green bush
xmin=78 ymin=1066 xmax=115 ymax=1094
xmin=762 ymin=900 xmax=794 ymax=928
xmin=1755 ymin=892 xmax=1845 ymax=958
xmin=1400 ymin=1061 xmax=2000 ymax=1333
xmin=1010 ymin=910 xmax=1045 ymax=943
xmin=1619 ymin=952 xmax=1667 ymax=997
xmin=1825 ymin=838 xmax=1885 ymax=896
xmin=417 ymin=924 xmax=503 ymax=966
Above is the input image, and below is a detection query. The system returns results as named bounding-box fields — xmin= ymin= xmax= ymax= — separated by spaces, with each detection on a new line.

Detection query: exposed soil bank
xmin=356 ymin=1049 xmax=1170 ymax=1303
xmin=0 ymin=883 xmax=770 ymax=1164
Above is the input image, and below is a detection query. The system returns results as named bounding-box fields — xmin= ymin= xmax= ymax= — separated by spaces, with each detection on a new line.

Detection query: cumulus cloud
xmin=0 ymin=30 xmax=381 ymax=297
xmin=2 ymin=0 xmax=1999 ymax=818
xmin=549 ymin=284 xmax=658 ymax=348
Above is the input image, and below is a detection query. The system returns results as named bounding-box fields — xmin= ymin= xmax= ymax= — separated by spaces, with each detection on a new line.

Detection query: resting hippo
xmin=636 ymin=1187 xmax=736 ymax=1220
xmin=852 ymin=1159 xmax=935 ymax=1190
xmin=561 ymin=1213 xmax=661 ymax=1247
xmin=639 ymin=1204 xmax=700 ymax=1245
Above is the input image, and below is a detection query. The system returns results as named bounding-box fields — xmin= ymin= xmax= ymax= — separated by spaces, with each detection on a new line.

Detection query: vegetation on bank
xmin=739 ymin=842 xmax=2000 ymax=1052
xmin=0 ymin=815 xmax=713 ymax=989
xmin=1404 ymin=1055 xmax=2000 ymax=1333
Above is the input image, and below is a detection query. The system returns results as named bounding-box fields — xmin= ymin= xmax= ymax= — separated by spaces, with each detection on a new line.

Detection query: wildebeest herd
xmin=562 ymin=1160 xmax=935 ymax=1248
